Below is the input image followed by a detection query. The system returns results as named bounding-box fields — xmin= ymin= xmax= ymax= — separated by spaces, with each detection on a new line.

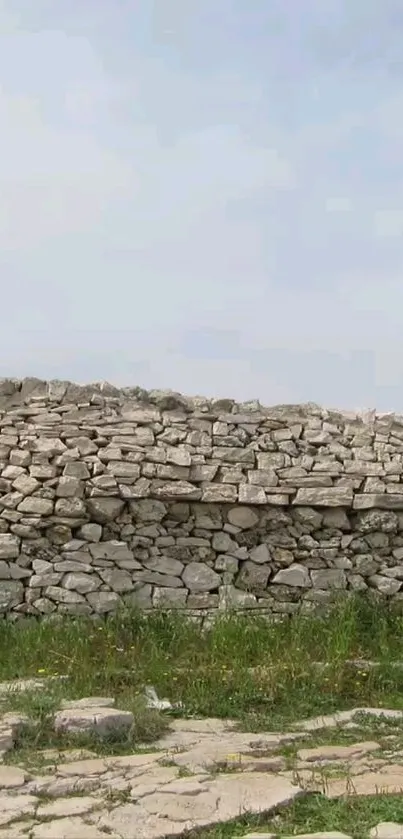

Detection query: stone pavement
xmin=1 ymin=692 xmax=403 ymax=837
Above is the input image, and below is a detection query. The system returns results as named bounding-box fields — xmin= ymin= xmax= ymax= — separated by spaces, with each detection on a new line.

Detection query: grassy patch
xmin=1 ymin=595 xmax=403 ymax=736
xmin=189 ymin=793 xmax=403 ymax=838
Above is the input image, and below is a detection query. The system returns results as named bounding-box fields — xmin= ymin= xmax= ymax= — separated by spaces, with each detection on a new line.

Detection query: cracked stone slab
xmin=94 ymin=773 xmax=303 ymax=838
xmin=0 ymin=793 xmax=38 ymax=826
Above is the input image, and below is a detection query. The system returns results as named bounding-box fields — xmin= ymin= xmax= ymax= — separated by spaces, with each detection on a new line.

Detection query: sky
xmin=1 ymin=0 xmax=403 ymax=410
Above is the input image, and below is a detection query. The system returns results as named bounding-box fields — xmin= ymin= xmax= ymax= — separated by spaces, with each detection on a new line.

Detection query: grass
xmin=1 ymin=594 xmax=403 ymax=729
xmin=191 ymin=793 xmax=403 ymax=838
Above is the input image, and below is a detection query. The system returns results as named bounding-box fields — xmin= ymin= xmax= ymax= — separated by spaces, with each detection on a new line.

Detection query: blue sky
xmin=1 ymin=0 xmax=403 ymax=409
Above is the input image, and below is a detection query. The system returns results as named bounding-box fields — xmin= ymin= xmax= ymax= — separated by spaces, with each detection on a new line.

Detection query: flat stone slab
xmin=370 ymin=825 xmax=403 ymax=839
xmin=0 ymin=793 xmax=38 ymax=826
xmin=326 ymin=765 xmax=403 ymax=797
xmin=53 ymin=706 xmax=133 ymax=737
xmin=93 ymin=774 xmax=303 ymax=838
xmin=297 ymin=740 xmax=380 ymax=764
xmin=0 ymin=766 xmax=27 ymax=788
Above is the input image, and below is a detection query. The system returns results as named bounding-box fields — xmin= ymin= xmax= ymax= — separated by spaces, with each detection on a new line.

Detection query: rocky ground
xmin=0 ymin=683 xmax=403 ymax=838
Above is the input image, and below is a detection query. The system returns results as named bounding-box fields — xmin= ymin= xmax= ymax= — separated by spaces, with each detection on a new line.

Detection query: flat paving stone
xmin=0 ymin=793 xmax=38 ymax=826
xmin=370 ymin=824 xmax=403 ymax=839
xmin=0 ymin=766 xmax=27 ymax=788
xmin=95 ymin=774 xmax=303 ymax=838
xmin=36 ymin=795 xmax=100 ymax=819
xmin=31 ymin=818 xmax=121 ymax=839
xmin=297 ymin=741 xmax=380 ymax=764
xmin=326 ymin=765 xmax=403 ymax=797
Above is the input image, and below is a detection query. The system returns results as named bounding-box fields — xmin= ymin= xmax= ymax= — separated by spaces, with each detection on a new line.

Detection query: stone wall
xmin=1 ymin=377 xmax=403 ymax=618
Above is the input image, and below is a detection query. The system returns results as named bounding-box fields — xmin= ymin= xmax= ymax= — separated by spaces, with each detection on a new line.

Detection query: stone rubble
xmin=0 ymin=693 xmax=401 ymax=837
xmin=1 ymin=378 xmax=403 ymax=618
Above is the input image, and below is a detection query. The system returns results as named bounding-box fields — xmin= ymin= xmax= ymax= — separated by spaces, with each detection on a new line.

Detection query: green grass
xmin=190 ymin=793 xmax=403 ymax=838
xmin=2 ymin=594 xmax=403 ymax=730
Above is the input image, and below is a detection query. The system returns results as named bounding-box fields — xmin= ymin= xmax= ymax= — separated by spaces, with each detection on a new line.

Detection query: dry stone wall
xmin=1 ymin=377 xmax=403 ymax=618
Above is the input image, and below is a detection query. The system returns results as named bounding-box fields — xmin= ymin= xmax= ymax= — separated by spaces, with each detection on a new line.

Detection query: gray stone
xmin=45 ymin=586 xmax=86 ymax=605
xmin=55 ymin=498 xmax=87 ymax=517
xmin=17 ymin=496 xmax=54 ymax=515
xmin=227 ymin=506 xmax=259 ymax=529
xmin=86 ymin=498 xmax=125 ymax=523
xmin=201 ymin=484 xmax=237 ymax=502
xmin=130 ymin=499 xmax=167 ymax=521
xmin=273 ymin=564 xmax=311 ymax=587
xmin=12 ymin=474 xmax=40 ymax=496
xmin=152 ymin=587 xmax=188 ymax=608
xmin=0 ymin=534 xmax=19 ymax=559
xmin=182 ymin=562 xmax=221 ymax=592
xmin=249 ymin=544 xmax=270 ymax=564
xmin=63 ymin=573 xmax=101 ymax=594
xmin=56 ymin=477 xmax=83 ymax=497
xmin=219 ymin=585 xmax=257 ymax=609
xmin=237 ymin=561 xmax=271 ymax=591
xmin=0 ymin=581 xmax=23 ymax=611
xmin=143 ymin=556 xmax=184 ymax=576
xmin=86 ymin=591 xmax=121 ymax=612
xmin=98 ymin=569 xmax=134 ymax=593
xmin=311 ymin=569 xmax=347 ymax=590
xmin=293 ymin=487 xmax=353 ymax=506
xmin=238 ymin=484 xmax=267 ymax=504
xmin=88 ymin=541 xmax=133 ymax=562
xmin=369 ymin=575 xmax=402 ymax=595
xmin=76 ymin=523 xmax=102 ymax=542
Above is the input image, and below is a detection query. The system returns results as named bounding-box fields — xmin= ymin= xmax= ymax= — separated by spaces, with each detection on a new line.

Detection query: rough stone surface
xmin=2 ymin=379 xmax=403 ymax=617
xmin=1 ymin=686 xmax=403 ymax=838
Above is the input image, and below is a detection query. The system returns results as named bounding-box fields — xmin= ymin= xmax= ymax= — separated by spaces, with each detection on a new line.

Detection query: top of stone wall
xmin=0 ymin=376 xmax=394 ymax=421
xmin=1 ymin=377 xmax=403 ymax=510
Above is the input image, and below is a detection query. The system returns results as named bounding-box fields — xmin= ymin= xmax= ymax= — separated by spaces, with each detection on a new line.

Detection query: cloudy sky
xmin=1 ymin=0 xmax=403 ymax=410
